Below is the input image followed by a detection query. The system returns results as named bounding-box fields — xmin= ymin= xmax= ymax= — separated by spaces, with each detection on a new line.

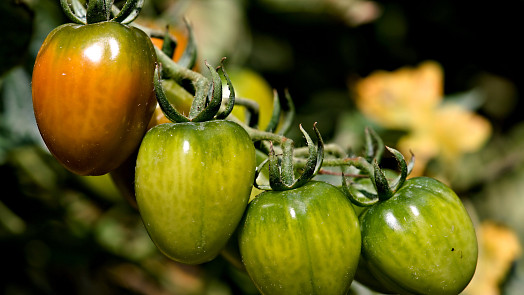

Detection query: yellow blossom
xmin=354 ymin=61 xmax=442 ymax=129
xmin=397 ymin=103 xmax=492 ymax=176
xmin=353 ymin=61 xmax=492 ymax=176
xmin=463 ymin=221 xmax=521 ymax=295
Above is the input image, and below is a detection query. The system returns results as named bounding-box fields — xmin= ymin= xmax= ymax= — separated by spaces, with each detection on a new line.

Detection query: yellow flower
xmin=354 ymin=61 xmax=442 ymax=129
xmin=353 ymin=61 xmax=492 ymax=176
xmin=463 ymin=221 xmax=521 ymax=295
xmin=397 ymin=103 xmax=492 ymax=176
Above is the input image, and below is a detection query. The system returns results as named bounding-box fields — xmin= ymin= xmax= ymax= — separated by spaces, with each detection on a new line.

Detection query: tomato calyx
xmin=340 ymin=133 xmax=415 ymax=206
xmin=154 ymin=57 xmax=235 ymax=122
xmin=253 ymin=123 xmax=324 ymax=191
xmin=143 ymin=19 xmax=198 ymax=70
xmin=60 ymin=0 xmax=143 ymax=25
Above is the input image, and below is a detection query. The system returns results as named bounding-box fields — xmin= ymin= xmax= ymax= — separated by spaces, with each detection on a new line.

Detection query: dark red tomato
xmin=32 ymin=21 xmax=157 ymax=176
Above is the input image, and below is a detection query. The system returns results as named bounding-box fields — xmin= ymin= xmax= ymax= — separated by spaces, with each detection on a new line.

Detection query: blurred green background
xmin=1 ymin=0 xmax=523 ymax=294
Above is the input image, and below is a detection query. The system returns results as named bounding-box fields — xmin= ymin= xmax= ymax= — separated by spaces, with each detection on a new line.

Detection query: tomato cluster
xmin=31 ymin=1 xmax=478 ymax=294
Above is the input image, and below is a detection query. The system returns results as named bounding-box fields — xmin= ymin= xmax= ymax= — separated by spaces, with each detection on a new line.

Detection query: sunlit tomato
xmin=135 ymin=120 xmax=256 ymax=264
xmin=238 ymin=181 xmax=361 ymax=294
xmin=359 ymin=177 xmax=478 ymax=294
xmin=32 ymin=21 xmax=157 ymax=176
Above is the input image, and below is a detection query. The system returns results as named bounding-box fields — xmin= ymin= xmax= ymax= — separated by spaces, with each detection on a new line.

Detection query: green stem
xmin=155 ymin=46 xmax=211 ymax=119
xmin=61 ymin=0 xmax=87 ymax=24
xmin=277 ymin=89 xmax=295 ymax=135
xmin=264 ymin=90 xmax=281 ymax=133
xmin=233 ymin=98 xmax=260 ymax=128
xmin=281 ymin=139 xmax=295 ymax=187
xmin=215 ymin=59 xmax=236 ymax=119
xmin=294 ymin=143 xmax=345 ymax=158
xmin=86 ymin=0 xmax=112 ymax=24
xmin=160 ymin=25 xmax=177 ymax=58
xmin=190 ymin=62 xmax=222 ymax=121
xmin=176 ymin=18 xmax=198 ymax=70
xmin=112 ymin=0 xmax=142 ymax=24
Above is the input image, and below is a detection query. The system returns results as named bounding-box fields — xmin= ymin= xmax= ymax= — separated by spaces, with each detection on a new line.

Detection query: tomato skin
xmin=135 ymin=120 xmax=256 ymax=264
xmin=360 ymin=177 xmax=478 ymax=295
xmin=238 ymin=181 xmax=361 ymax=295
xmin=32 ymin=22 xmax=157 ymax=176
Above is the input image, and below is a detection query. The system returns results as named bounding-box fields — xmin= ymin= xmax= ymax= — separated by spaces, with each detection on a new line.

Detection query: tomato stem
xmin=189 ymin=62 xmax=223 ymax=121
xmin=232 ymin=98 xmax=260 ymax=128
xmin=256 ymin=123 xmax=324 ymax=191
xmin=60 ymin=0 xmax=144 ymax=24
xmin=215 ymin=59 xmax=236 ymax=119
xmin=373 ymin=160 xmax=393 ymax=201
xmin=86 ymin=0 xmax=112 ymax=23
xmin=60 ymin=0 xmax=87 ymax=24
xmin=365 ymin=127 xmax=384 ymax=164
xmin=159 ymin=25 xmax=177 ymax=59
xmin=281 ymin=139 xmax=295 ymax=186
xmin=176 ymin=18 xmax=198 ymax=70
xmin=111 ymin=0 xmax=143 ymax=24
xmin=263 ymin=90 xmax=281 ymax=132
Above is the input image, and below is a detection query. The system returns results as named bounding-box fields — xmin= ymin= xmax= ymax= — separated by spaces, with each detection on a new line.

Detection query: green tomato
xmin=359 ymin=177 xmax=478 ymax=295
xmin=220 ymin=149 xmax=270 ymax=271
xmin=238 ymin=181 xmax=361 ymax=295
xmin=135 ymin=120 xmax=256 ymax=264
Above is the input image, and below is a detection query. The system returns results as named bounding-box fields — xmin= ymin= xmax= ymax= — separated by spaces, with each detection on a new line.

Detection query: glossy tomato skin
xmin=360 ymin=177 xmax=478 ymax=295
xmin=135 ymin=120 xmax=256 ymax=264
xmin=239 ymin=181 xmax=361 ymax=295
xmin=32 ymin=22 xmax=157 ymax=176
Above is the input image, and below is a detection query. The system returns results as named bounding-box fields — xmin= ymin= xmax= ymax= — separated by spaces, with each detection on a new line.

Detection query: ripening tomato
xmin=135 ymin=120 xmax=256 ymax=264
xmin=359 ymin=177 xmax=478 ymax=295
xmin=32 ymin=21 xmax=157 ymax=176
xmin=238 ymin=181 xmax=361 ymax=295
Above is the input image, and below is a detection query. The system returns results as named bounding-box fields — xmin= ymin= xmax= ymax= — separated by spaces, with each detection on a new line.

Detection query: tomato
xmin=220 ymin=149 xmax=270 ymax=271
xmin=32 ymin=21 xmax=157 ymax=176
xmin=135 ymin=120 xmax=256 ymax=264
xmin=238 ymin=181 xmax=361 ymax=295
xmin=359 ymin=177 xmax=478 ymax=294
xmin=226 ymin=68 xmax=276 ymax=130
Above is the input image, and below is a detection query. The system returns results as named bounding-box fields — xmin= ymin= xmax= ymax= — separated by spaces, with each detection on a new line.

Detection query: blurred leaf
xmin=94 ymin=207 xmax=157 ymax=261
xmin=0 ymin=200 xmax=27 ymax=235
xmin=451 ymin=122 xmax=524 ymax=191
xmin=77 ymin=174 xmax=122 ymax=203
xmin=258 ymin=0 xmax=380 ymax=26
xmin=161 ymin=0 xmax=251 ymax=66
xmin=0 ymin=67 xmax=44 ymax=152
xmin=470 ymin=143 xmax=524 ymax=294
